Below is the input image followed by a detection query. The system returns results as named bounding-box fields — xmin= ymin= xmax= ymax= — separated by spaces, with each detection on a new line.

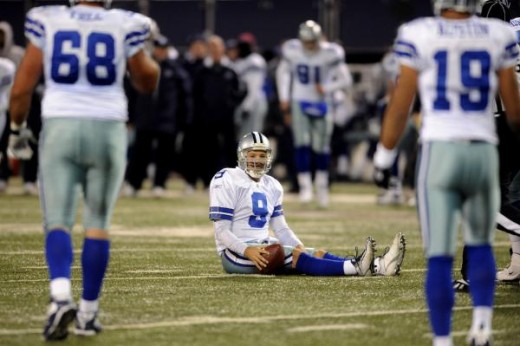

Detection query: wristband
xmin=10 ymin=121 xmax=27 ymax=131
xmin=373 ymin=142 xmax=397 ymax=169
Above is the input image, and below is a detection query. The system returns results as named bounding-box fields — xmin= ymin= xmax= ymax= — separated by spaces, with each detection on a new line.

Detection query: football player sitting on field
xmin=209 ymin=131 xmax=406 ymax=276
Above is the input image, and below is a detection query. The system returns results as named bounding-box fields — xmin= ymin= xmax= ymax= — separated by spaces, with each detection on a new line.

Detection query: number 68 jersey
xmin=394 ymin=16 xmax=519 ymax=143
xmin=25 ymin=5 xmax=151 ymax=121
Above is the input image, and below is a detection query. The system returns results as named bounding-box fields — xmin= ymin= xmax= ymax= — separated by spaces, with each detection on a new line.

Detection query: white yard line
xmin=287 ymin=324 xmax=369 ymax=333
xmin=0 ymin=305 xmax=518 ymax=336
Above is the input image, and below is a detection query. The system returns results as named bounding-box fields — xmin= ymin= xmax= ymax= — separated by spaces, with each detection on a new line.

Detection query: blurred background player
xmin=0 ymin=20 xmax=40 ymax=195
xmin=373 ymin=0 xmax=520 ymax=345
xmin=0 ymin=57 xmax=15 ymax=169
xmin=229 ymin=32 xmax=268 ymax=140
xmin=209 ymin=131 xmax=405 ymax=276
xmin=276 ymin=20 xmax=352 ymax=208
xmin=9 ymin=0 xmax=159 ymax=340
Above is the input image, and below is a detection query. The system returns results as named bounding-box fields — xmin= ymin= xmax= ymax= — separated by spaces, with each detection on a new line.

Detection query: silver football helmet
xmin=298 ymin=20 xmax=322 ymax=42
xmin=433 ymin=0 xmax=481 ymax=14
xmin=69 ymin=0 xmax=112 ymax=8
xmin=237 ymin=132 xmax=273 ymax=179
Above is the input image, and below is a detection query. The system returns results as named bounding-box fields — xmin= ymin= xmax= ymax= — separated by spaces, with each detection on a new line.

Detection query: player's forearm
xmin=214 ymin=220 xmax=248 ymax=255
xmin=271 ymin=217 xmax=303 ymax=248
xmin=128 ymin=51 xmax=160 ymax=94
xmin=499 ymin=66 xmax=520 ymax=134
xmin=276 ymin=61 xmax=291 ymax=102
xmin=9 ymin=90 xmax=32 ymax=126
xmin=380 ymin=107 xmax=409 ymax=150
xmin=322 ymin=64 xmax=352 ymax=94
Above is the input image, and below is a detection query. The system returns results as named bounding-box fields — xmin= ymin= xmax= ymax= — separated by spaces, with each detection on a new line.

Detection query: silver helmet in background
xmin=433 ymin=0 xmax=482 ymax=15
xmin=69 ymin=0 xmax=113 ymax=8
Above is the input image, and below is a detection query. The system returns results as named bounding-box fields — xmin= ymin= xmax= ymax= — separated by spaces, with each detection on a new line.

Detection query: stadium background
xmin=1 ymin=0 xmax=433 ymax=63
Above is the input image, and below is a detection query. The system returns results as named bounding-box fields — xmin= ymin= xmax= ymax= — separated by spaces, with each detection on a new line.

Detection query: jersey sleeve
xmin=209 ymin=169 xmax=236 ymax=221
xmin=393 ymin=22 xmax=421 ymax=71
xmin=270 ymin=178 xmax=285 ymax=219
xmin=25 ymin=6 xmax=50 ymax=49
xmin=327 ymin=43 xmax=345 ymax=68
xmin=498 ymin=23 xmax=519 ymax=69
xmin=122 ymin=11 xmax=152 ymax=58
xmin=276 ymin=40 xmax=296 ymax=103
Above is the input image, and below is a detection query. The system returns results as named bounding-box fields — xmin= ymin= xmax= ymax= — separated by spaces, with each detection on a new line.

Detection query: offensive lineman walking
xmin=9 ymin=0 xmax=159 ymax=340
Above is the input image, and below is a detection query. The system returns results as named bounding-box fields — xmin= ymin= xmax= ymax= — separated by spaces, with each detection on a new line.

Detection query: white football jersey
xmin=209 ymin=167 xmax=285 ymax=254
xmin=25 ymin=5 xmax=151 ymax=120
xmin=394 ymin=16 xmax=518 ymax=143
xmin=510 ymin=17 xmax=520 ymax=87
xmin=231 ymin=52 xmax=267 ymax=112
xmin=276 ymin=39 xmax=346 ymax=103
xmin=0 ymin=57 xmax=16 ymax=115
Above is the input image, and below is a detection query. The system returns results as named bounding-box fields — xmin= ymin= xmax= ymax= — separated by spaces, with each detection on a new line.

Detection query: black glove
xmin=8 ymin=125 xmax=36 ymax=160
xmin=373 ymin=167 xmax=391 ymax=189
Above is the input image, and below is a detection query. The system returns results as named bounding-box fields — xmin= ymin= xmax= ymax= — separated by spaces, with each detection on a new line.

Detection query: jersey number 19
xmin=433 ymin=50 xmax=490 ymax=112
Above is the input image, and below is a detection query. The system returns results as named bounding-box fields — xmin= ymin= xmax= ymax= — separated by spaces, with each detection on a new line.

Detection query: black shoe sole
xmin=44 ymin=308 xmax=77 ymax=341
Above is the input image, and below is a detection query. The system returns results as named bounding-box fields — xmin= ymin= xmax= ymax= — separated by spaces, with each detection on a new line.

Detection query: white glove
xmin=7 ymin=122 xmax=36 ymax=160
xmin=373 ymin=142 xmax=397 ymax=189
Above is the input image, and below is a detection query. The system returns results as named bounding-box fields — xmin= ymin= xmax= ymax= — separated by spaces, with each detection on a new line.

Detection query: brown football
xmin=259 ymin=243 xmax=285 ymax=274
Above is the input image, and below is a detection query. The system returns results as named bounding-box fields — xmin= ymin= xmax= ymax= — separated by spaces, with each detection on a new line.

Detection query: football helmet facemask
xmin=433 ymin=0 xmax=481 ymax=15
xmin=69 ymin=0 xmax=112 ymax=8
xmin=237 ymin=132 xmax=273 ymax=179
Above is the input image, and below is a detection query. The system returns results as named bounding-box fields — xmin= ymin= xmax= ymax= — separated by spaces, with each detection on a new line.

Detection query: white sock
xmin=315 ymin=170 xmax=329 ymax=189
xmin=470 ymin=306 xmax=492 ymax=332
xmin=343 ymin=260 xmax=358 ymax=275
xmin=79 ymin=299 xmax=99 ymax=319
xmin=433 ymin=335 xmax=452 ymax=346
xmin=297 ymin=172 xmax=312 ymax=190
xmin=50 ymin=278 xmax=72 ymax=302
xmin=509 ymin=234 xmax=520 ymax=255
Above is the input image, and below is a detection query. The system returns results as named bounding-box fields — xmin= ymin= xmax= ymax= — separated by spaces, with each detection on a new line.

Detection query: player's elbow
xmin=127 ymin=51 xmax=160 ymax=94
xmin=134 ymin=74 xmax=159 ymax=94
xmin=506 ymin=110 xmax=520 ymax=134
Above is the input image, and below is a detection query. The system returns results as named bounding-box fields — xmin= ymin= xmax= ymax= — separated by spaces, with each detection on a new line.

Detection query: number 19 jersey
xmin=25 ymin=5 xmax=151 ymax=121
xmin=394 ymin=16 xmax=519 ymax=143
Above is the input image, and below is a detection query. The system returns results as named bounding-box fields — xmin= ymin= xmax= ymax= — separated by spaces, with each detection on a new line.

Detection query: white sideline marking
xmin=423 ymin=329 xmax=507 ymax=339
xmin=0 ymin=304 xmax=518 ymax=336
xmin=287 ymin=323 xmax=368 ymax=333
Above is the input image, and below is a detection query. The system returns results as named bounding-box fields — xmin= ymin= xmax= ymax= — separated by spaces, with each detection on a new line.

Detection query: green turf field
xmin=0 ymin=178 xmax=518 ymax=346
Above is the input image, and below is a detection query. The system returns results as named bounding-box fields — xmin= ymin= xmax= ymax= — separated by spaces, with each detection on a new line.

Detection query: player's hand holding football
xmin=244 ymin=246 xmax=269 ymax=270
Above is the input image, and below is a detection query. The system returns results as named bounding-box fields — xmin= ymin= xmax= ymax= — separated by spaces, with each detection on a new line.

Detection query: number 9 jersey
xmin=394 ymin=16 xmax=519 ymax=143
xmin=24 ymin=5 xmax=151 ymax=121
